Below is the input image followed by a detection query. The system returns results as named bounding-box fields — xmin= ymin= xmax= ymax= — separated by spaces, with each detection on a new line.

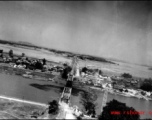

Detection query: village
xmin=0 ymin=49 xmax=152 ymax=102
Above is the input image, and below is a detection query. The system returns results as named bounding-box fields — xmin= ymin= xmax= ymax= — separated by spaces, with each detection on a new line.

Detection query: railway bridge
xmin=59 ymin=74 xmax=73 ymax=105
xmin=56 ymin=57 xmax=78 ymax=119
xmin=57 ymin=56 xmax=107 ymax=119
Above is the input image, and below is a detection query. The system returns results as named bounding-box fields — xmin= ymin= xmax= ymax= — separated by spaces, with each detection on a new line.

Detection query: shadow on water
xmin=29 ymin=83 xmax=91 ymax=97
xmin=71 ymin=87 xmax=86 ymax=96
xmin=29 ymin=83 xmax=64 ymax=93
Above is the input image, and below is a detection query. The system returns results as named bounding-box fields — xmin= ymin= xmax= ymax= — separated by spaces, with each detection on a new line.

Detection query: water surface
xmin=0 ymin=73 xmax=152 ymax=119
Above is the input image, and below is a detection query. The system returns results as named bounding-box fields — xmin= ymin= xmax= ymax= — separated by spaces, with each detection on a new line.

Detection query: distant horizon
xmin=0 ymin=1 xmax=152 ymax=66
xmin=1 ymin=38 xmax=151 ymax=68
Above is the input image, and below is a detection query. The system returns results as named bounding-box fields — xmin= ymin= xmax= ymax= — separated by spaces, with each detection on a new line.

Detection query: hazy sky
xmin=0 ymin=1 xmax=152 ymax=65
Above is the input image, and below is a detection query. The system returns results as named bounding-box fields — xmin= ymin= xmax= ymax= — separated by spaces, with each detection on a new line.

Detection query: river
xmin=0 ymin=73 xmax=151 ymax=119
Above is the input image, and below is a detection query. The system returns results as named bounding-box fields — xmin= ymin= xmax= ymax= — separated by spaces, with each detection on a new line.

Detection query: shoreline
xmin=0 ymin=42 xmax=115 ymax=65
xmin=89 ymin=87 xmax=152 ymax=101
xmin=0 ymin=95 xmax=49 ymax=119
xmin=0 ymin=95 xmax=48 ymax=107
xmin=0 ymin=60 xmax=151 ymax=102
xmin=1 ymin=65 xmax=151 ymax=102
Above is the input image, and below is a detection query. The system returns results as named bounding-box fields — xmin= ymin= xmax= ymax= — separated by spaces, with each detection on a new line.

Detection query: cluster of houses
xmin=79 ymin=66 xmax=112 ymax=88
xmin=0 ymin=49 xmax=64 ymax=73
xmin=77 ymin=66 xmax=152 ymax=100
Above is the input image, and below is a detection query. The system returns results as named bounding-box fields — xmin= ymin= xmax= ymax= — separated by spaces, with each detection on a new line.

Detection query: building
xmin=71 ymin=56 xmax=80 ymax=77
xmin=113 ymin=84 xmax=125 ymax=90
xmin=75 ymin=63 xmax=80 ymax=77
xmin=127 ymin=89 xmax=138 ymax=94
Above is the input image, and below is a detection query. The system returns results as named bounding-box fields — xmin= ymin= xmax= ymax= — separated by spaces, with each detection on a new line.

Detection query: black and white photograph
xmin=0 ymin=1 xmax=152 ymax=119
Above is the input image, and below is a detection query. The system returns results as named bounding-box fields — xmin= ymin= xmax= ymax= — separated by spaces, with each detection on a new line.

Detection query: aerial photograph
xmin=0 ymin=1 xmax=152 ymax=120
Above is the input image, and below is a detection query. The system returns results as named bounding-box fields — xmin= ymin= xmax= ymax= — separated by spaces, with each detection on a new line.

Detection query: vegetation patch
xmin=0 ymin=97 xmax=47 ymax=119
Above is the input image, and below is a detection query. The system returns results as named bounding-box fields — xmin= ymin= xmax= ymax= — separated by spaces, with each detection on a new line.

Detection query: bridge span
xmin=59 ymin=74 xmax=73 ymax=105
xmin=57 ymin=57 xmax=77 ymax=119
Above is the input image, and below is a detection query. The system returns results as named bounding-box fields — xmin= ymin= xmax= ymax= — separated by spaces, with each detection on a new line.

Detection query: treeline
xmin=65 ymin=53 xmax=116 ymax=64
xmin=140 ymin=78 xmax=152 ymax=92
xmin=0 ymin=39 xmax=116 ymax=64
xmin=121 ymin=72 xmax=152 ymax=92
xmin=49 ymin=48 xmax=116 ymax=64
xmin=121 ymin=73 xmax=132 ymax=78
xmin=0 ymin=39 xmax=39 ymax=49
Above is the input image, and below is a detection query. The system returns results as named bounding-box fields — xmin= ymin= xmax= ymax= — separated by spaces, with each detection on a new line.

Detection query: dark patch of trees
xmin=9 ymin=49 xmax=13 ymax=58
xmin=22 ymin=53 xmax=25 ymax=57
xmin=76 ymin=55 xmax=116 ymax=64
xmin=81 ymin=67 xmax=88 ymax=73
xmin=48 ymin=100 xmax=59 ymax=115
xmin=140 ymin=78 xmax=152 ymax=92
xmin=26 ymin=60 xmax=43 ymax=70
xmin=79 ymin=56 xmax=85 ymax=60
xmin=42 ymin=58 xmax=46 ymax=65
xmin=66 ymin=81 xmax=73 ymax=87
xmin=0 ymin=50 xmax=3 ymax=57
xmin=98 ymin=99 xmax=140 ymax=120
xmin=121 ymin=73 xmax=132 ymax=78
xmin=35 ymin=61 xmax=43 ymax=70
xmin=77 ymin=116 xmax=82 ymax=120
xmin=99 ymin=70 xmax=103 ymax=75
xmin=124 ymin=89 xmax=128 ymax=92
xmin=62 ymin=66 xmax=72 ymax=79
xmin=26 ymin=64 xmax=35 ymax=70
xmin=81 ymin=67 xmax=103 ymax=76
xmin=79 ymin=89 xmax=97 ymax=117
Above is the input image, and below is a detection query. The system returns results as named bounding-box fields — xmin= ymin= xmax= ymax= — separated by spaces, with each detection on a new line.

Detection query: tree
xmin=0 ymin=50 xmax=3 ymax=57
xmin=81 ymin=67 xmax=88 ymax=73
xmin=124 ymin=89 xmax=128 ymax=92
xmin=98 ymin=99 xmax=140 ymax=120
xmin=48 ymin=100 xmax=59 ymax=115
xmin=42 ymin=58 xmax=46 ymax=65
xmin=35 ymin=60 xmax=43 ymax=70
xmin=121 ymin=73 xmax=132 ymax=78
xmin=22 ymin=53 xmax=25 ymax=57
xmin=9 ymin=49 xmax=13 ymax=58
xmin=79 ymin=89 xmax=97 ymax=117
xmin=0 ymin=53 xmax=3 ymax=58
xmin=99 ymin=70 xmax=103 ymax=75
xmin=140 ymin=83 xmax=152 ymax=92
xmin=140 ymin=78 xmax=152 ymax=92
xmin=62 ymin=66 xmax=72 ymax=79
xmin=77 ymin=116 xmax=82 ymax=120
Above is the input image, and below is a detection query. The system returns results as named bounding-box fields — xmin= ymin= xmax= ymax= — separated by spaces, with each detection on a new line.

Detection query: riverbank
xmin=0 ymin=63 xmax=93 ymax=93
xmin=89 ymin=87 xmax=152 ymax=101
xmin=0 ymin=63 xmax=67 ymax=88
xmin=1 ymin=62 xmax=151 ymax=102
xmin=0 ymin=95 xmax=47 ymax=119
xmin=0 ymin=95 xmax=48 ymax=107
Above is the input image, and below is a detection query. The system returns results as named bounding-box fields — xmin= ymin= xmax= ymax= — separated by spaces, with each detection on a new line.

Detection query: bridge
xmin=57 ymin=56 xmax=108 ymax=119
xmin=59 ymin=75 xmax=73 ymax=105
xmin=59 ymin=56 xmax=79 ymax=104
xmin=56 ymin=57 xmax=78 ymax=119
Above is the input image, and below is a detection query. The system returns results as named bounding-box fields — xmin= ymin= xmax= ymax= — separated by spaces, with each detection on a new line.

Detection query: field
xmin=0 ymin=97 xmax=47 ymax=119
